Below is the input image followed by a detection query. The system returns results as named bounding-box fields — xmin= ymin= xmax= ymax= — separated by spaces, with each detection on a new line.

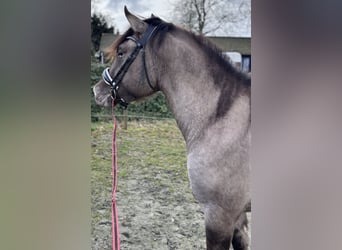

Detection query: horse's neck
xmin=162 ymin=80 xmax=216 ymax=148
xmin=158 ymin=36 xmax=249 ymax=149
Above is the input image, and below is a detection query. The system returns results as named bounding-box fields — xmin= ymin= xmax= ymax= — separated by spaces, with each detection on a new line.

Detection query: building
xmin=207 ymin=36 xmax=251 ymax=72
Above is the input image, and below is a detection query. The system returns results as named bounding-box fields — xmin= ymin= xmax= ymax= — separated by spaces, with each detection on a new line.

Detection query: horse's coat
xmin=93 ymin=7 xmax=250 ymax=250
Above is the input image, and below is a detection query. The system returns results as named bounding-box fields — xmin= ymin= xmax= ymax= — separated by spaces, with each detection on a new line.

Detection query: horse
xmin=93 ymin=7 xmax=251 ymax=250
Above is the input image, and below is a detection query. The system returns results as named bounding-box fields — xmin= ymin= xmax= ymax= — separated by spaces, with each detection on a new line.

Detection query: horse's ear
xmin=151 ymin=13 xmax=156 ymax=18
xmin=124 ymin=6 xmax=148 ymax=34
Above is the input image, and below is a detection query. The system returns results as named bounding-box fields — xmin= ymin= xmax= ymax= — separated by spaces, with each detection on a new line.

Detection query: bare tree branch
xmin=171 ymin=0 xmax=250 ymax=35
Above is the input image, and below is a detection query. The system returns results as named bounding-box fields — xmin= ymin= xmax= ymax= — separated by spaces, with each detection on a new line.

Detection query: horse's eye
xmin=118 ymin=52 xmax=124 ymax=58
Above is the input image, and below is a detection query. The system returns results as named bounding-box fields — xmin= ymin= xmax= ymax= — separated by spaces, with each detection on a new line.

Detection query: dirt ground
xmin=91 ymin=120 xmax=250 ymax=250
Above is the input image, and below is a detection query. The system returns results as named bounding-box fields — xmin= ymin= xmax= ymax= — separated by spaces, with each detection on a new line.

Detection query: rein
xmin=102 ymin=24 xmax=159 ymax=108
xmin=111 ymin=101 xmax=120 ymax=250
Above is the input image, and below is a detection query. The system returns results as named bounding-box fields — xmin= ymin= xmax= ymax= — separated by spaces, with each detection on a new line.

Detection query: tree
xmin=172 ymin=0 xmax=250 ymax=35
xmin=91 ymin=13 xmax=114 ymax=52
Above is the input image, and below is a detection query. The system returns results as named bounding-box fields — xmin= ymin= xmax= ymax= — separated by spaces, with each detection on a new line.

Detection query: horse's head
xmin=93 ymin=6 xmax=163 ymax=108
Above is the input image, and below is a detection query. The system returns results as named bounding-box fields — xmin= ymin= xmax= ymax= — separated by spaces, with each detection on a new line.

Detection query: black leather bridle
xmin=102 ymin=24 xmax=160 ymax=108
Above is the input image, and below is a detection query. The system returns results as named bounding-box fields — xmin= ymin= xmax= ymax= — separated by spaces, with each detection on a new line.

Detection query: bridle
xmin=102 ymin=24 xmax=160 ymax=108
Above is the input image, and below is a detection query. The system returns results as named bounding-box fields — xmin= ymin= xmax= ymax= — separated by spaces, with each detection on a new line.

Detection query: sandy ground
xmin=91 ymin=121 xmax=250 ymax=249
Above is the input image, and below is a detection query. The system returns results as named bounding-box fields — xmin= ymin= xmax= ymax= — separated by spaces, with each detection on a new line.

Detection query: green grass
xmin=91 ymin=119 xmax=187 ymax=175
xmin=91 ymin=119 xmax=188 ymax=225
xmin=117 ymin=120 xmax=187 ymax=173
xmin=91 ymin=119 xmax=188 ymax=188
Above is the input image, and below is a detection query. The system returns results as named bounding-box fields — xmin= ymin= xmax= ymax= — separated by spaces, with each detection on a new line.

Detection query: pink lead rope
xmin=111 ymin=101 xmax=121 ymax=250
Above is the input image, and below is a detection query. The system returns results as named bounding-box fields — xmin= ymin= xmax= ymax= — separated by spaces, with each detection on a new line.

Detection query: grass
xmin=91 ymin=119 xmax=187 ymax=180
xmin=91 ymin=119 xmax=188 ymax=231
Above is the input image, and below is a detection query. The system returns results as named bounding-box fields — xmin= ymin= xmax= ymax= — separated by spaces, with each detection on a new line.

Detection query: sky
xmin=91 ymin=0 xmax=251 ymax=37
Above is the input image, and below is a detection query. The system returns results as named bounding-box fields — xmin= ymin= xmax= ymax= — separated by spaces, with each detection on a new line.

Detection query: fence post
xmin=123 ymin=109 xmax=128 ymax=130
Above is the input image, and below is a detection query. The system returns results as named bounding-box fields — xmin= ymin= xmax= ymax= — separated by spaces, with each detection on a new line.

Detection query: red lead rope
xmin=111 ymin=101 xmax=120 ymax=250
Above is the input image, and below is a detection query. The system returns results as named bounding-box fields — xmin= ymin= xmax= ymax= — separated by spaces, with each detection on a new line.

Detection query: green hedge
xmin=91 ymin=61 xmax=173 ymax=121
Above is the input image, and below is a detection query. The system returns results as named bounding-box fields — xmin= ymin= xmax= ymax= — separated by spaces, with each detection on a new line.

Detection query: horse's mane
xmin=105 ymin=17 xmax=250 ymax=87
xmin=184 ymin=30 xmax=250 ymax=86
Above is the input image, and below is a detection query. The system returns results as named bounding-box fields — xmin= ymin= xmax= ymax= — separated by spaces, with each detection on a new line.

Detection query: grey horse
xmin=93 ymin=7 xmax=250 ymax=250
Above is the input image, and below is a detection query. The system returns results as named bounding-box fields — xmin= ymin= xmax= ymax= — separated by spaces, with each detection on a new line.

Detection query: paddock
xmin=91 ymin=119 xmax=251 ymax=249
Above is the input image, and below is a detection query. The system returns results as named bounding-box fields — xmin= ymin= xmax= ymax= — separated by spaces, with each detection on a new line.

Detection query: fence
xmin=91 ymin=109 xmax=175 ymax=129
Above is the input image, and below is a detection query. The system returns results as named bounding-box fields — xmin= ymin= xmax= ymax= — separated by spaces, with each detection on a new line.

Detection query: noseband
xmin=102 ymin=24 xmax=160 ymax=108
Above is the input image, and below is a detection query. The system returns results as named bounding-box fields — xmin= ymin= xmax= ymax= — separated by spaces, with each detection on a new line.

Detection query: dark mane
xmin=183 ymin=30 xmax=250 ymax=87
xmin=145 ymin=17 xmax=175 ymax=45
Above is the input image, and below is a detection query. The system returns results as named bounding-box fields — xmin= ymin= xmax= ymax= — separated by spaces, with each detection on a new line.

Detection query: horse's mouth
xmin=98 ymin=94 xmax=113 ymax=107
xmin=93 ymin=91 xmax=110 ymax=108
